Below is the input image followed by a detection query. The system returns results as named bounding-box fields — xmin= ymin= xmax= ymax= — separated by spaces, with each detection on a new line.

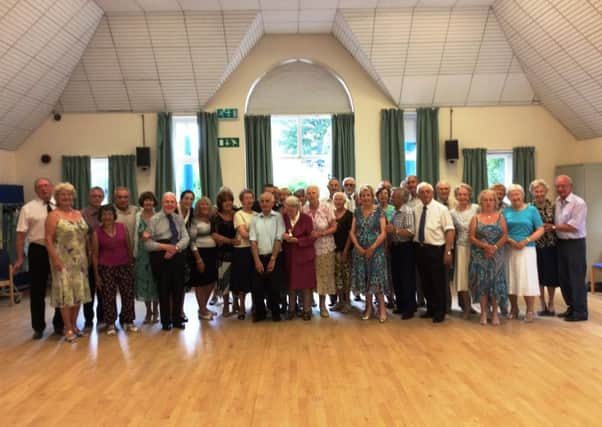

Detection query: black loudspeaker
xmin=445 ymin=139 xmax=459 ymax=163
xmin=136 ymin=147 xmax=150 ymax=169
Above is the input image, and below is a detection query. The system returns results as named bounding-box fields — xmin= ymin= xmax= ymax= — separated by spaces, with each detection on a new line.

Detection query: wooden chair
xmin=0 ymin=249 xmax=16 ymax=305
xmin=591 ymin=263 xmax=602 ymax=293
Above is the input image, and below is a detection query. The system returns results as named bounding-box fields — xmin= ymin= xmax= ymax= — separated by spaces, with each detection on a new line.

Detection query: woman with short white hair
xmin=529 ymin=179 xmax=559 ymax=315
xmin=503 ymin=184 xmax=544 ymax=322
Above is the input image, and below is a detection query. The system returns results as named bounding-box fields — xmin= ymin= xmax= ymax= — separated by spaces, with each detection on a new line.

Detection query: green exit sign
xmin=218 ymin=137 xmax=240 ymax=148
xmin=217 ymin=108 xmax=238 ymax=119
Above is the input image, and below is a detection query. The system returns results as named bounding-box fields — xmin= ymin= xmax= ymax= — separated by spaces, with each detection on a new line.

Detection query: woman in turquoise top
xmin=376 ymin=187 xmax=395 ymax=223
xmin=503 ymin=184 xmax=544 ymax=322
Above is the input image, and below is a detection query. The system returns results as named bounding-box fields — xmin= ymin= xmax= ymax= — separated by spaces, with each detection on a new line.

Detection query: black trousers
xmin=390 ymin=242 xmax=416 ymax=314
xmin=415 ymin=243 xmax=447 ymax=319
xmin=83 ymin=266 xmax=103 ymax=324
xmin=28 ymin=243 xmax=63 ymax=333
xmin=557 ymin=238 xmax=588 ymax=317
xmin=252 ymin=254 xmax=283 ymax=320
xmin=150 ymin=250 xmax=185 ymax=327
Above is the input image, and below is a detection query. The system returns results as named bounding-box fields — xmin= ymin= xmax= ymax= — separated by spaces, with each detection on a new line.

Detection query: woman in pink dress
xmin=282 ymin=196 xmax=316 ymax=321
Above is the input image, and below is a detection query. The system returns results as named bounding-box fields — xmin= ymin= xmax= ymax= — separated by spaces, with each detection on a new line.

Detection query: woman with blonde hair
xmin=45 ymin=182 xmax=91 ymax=342
xmin=469 ymin=189 xmax=507 ymax=325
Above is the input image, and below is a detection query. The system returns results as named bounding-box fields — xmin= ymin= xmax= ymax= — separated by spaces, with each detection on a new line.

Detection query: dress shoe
xmin=162 ymin=324 xmax=172 ymax=331
xmin=564 ymin=314 xmax=588 ymax=322
xmin=401 ymin=312 xmax=414 ymax=320
xmin=420 ymin=312 xmax=433 ymax=319
xmin=32 ymin=331 xmax=43 ymax=340
xmin=432 ymin=315 xmax=445 ymax=323
xmin=181 ymin=315 xmax=189 ymax=323
xmin=174 ymin=323 xmax=186 ymax=329
xmin=557 ymin=310 xmax=572 ymax=318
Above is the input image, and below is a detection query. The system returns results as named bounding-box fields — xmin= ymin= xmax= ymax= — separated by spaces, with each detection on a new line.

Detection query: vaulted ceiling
xmin=0 ymin=0 xmax=600 ymax=150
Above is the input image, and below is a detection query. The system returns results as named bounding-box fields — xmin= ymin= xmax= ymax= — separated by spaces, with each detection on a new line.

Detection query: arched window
xmin=246 ymin=60 xmax=353 ymax=195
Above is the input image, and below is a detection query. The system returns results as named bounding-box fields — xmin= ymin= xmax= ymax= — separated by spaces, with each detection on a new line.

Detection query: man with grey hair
xmin=387 ymin=187 xmax=416 ymax=319
xmin=414 ymin=182 xmax=455 ymax=323
xmin=554 ymin=174 xmax=588 ymax=321
xmin=81 ymin=186 xmax=106 ymax=327
xmin=14 ymin=177 xmax=64 ymax=339
xmin=342 ymin=177 xmax=357 ymax=211
xmin=113 ymin=186 xmax=138 ymax=251
xmin=436 ymin=180 xmax=453 ymax=208
xmin=249 ymin=191 xmax=286 ymax=322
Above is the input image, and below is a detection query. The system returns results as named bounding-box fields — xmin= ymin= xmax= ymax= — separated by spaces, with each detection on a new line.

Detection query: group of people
xmin=14 ymin=171 xmax=588 ymax=342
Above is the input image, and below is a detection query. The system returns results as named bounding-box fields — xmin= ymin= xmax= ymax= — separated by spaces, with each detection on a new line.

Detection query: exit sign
xmin=218 ymin=137 xmax=240 ymax=148
xmin=217 ymin=108 xmax=238 ymax=119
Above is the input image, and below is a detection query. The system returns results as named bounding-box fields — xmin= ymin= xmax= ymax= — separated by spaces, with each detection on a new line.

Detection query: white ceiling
xmin=0 ymin=0 xmax=600 ymax=149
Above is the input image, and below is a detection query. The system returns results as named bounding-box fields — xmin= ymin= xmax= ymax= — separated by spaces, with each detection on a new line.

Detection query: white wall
xmin=0 ymin=149 xmax=17 ymax=184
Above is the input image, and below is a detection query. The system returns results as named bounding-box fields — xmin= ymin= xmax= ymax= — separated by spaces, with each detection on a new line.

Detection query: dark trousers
xmin=28 ymin=243 xmax=63 ymax=333
xmin=390 ymin=242 xmax=416 ymax=314
xmin=415 ymin=243 xmax=447 ymax=319
xmin=252 ymin=254 xmax=282 ymax=320
xmin=83 ymin=266 xmax=103 ymax=324
xmin=557 ymin=238 xmax=588 ymax=317
xmin=150 ymin=251 xmax=185 ymax=327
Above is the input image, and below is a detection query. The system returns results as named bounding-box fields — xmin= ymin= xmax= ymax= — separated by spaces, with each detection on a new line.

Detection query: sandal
xmin=65 ymin=330 xmax=77 ymax=343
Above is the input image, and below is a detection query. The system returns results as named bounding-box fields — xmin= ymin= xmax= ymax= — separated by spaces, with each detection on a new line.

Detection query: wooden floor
xmin=1 ymin=292 xmax=602 ymax=427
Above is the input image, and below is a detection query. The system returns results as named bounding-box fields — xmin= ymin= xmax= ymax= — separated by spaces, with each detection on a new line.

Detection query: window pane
xmin=272 ymin=117 xmax=299 ymax=156
xmin=90 ymin=157 xmax=109 ymax=204
xmin=172 ymin=116 xmax=201 ymax=198
xmin=301 ymin=117 xmax=331 ymax=156
xmin=271 ymin=116 xmax=332 ymax=196
xmin=404 ymin=113 xmax=417 ymax=182
xmin=487 ymin=152 xmax=513 ymax=188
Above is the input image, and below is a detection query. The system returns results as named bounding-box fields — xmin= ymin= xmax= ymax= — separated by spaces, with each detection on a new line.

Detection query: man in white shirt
xmin=553 ymin=175 xmax=588 ymax=321
xmin=413 ymin=182 xmax=455 ymax=323
xmin=403 ymin=175 xmax=420 ymax=210
xmin=113 ymin=187 xmax=138 ymax=252
xmin=14 ymin=178 xmax=64 ymax=339
xmin=323 ymin=177 xmax=340 ymax=210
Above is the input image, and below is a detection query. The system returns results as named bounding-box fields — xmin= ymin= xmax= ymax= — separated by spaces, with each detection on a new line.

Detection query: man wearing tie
xmin=14 ymin=178 xmax=64 ymax=339
xmin=553 ymin=175 xmax=588 ymax=322
xmin=413 ymin=182 xmax=455 ymax=323
xmin=145 ymin=192 xmax=190 ymax=331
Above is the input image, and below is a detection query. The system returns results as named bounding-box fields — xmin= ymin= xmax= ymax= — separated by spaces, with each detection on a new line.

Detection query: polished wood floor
xmin=1 ymin=291 xmax=602 ymax=427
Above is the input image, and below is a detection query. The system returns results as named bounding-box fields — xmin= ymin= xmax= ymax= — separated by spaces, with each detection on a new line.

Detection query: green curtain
xmin=61 ymin=155 xmax=90 ymax=209
xmin=380 ymin=109 xmax=405 ymax=185
xmin=416 ymin=107 xmax=440 ymax=185
xmin=513 ymin=146 xmax=535 ymax=198
xmin=332 ymin=113 xmax=356 ymax=180
xmin=155 ymin=112 xmax=175 ymax=197
xmin=109 ymin=155 xmax=138 ymax=203
xmin=462 ymin=148 xmax=488 ymax=200
xmin=197 ymin=112 xmax=223 ymax=201
xmin=244 ymin=115 xmax=272 ymax=194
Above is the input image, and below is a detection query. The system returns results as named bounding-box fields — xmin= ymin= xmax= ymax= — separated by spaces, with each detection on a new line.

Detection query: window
xmin=404 ymin=112 xmax=417 ymax=179
xmin=90 ymin=157 xmax=109 ymax=204
xmin=271 ymin=115 xmax=332 ymax=196
xmin=172 ymin=116 xmax=201 ymax=198
xmin=487 ymin=151 xmax=513 ymax=188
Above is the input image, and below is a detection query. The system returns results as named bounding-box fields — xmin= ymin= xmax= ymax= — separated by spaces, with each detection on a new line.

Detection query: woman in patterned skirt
xmin=529 ymin=179 xmax=559 ymax=316
xmin=350 ymin=185 xmax=389 ymax=322
xmin=469 ymin=190 xmax=508 ymax=326
xmin=134 ymin=191 xmax=159 ymax=324
xmin=46 ymin=182 xmax=91 ymax=342
xmin=92 ymin=204 xmax=138 ymax=336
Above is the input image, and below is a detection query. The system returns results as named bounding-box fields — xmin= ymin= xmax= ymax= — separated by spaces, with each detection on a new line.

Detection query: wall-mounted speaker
xmin=445 ymin=139 xmax=459 ymax=163
xmin=136 ymin=147 xmax=150 ymax=169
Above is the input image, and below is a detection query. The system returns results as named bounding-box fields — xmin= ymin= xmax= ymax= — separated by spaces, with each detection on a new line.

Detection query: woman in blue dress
xmin=350 ymin=185 xmax=389 ymax=322
xmin=469 ymin=189 xmax=508 ymax=326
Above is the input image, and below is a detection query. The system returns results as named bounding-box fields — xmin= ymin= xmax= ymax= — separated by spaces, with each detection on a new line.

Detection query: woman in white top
xmin=232 ymin=189 xmax=258 ymax=320
xmin=189 ymin=197 xmax=218 ymax=321
xmin=449 ymin=183 xmax=479 ymax=318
